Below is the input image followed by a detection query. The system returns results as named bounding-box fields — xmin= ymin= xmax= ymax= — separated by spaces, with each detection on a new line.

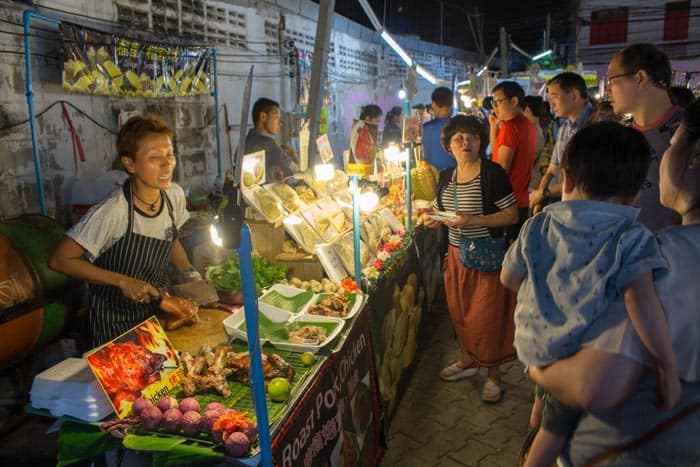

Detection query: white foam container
xmin=30 ymin=357 xmax=113 ymax=421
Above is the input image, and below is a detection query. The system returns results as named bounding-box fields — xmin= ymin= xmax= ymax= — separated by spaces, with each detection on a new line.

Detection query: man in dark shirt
xmin=245 ymin=98 xmax=298 ymax=182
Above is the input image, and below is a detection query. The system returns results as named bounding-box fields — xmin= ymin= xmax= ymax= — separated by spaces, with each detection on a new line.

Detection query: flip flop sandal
xmin=481 ymin=378 xmax=503 ymax=402
xmin=440 ymin=361 xmax=479 ymax=381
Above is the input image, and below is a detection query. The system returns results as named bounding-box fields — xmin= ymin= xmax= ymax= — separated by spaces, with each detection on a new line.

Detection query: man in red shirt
xmin=488 ymin=81 xmax=536 ymax=240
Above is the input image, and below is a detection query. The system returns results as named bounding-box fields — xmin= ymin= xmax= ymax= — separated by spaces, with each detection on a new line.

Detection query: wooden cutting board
xmin=165 ymin=308 xmax=232 ymax=354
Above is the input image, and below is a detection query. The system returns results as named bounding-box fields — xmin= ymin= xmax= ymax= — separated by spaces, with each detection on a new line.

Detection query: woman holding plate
xmin=424 ymin=114 xmax=518 ymax=402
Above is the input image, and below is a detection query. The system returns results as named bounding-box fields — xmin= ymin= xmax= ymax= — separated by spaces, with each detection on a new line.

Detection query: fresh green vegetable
xmin=205 ymin=252 xmax=286 ymax=293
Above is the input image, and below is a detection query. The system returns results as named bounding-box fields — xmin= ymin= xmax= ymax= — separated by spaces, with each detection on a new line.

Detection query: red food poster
xmin=85 ymin=316 xmax=183 ymax=418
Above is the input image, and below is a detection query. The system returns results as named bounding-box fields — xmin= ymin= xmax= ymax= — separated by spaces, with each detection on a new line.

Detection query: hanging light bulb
xmin=398 ymin=84 xmax=407 ymax=100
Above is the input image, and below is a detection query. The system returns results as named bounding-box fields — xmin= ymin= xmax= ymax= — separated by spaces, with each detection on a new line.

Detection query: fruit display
xmin=377 ymin=274 xmax=425 ymax=415
xmin=60 ymin=22 xmax=213 ymax=98
xmin=410 ymin=163 xmax=439 ymax=201
xmin=249 ymin=187 xmax=282 ymax=222
xmin=266 ymin=183 xmax=303 ymax=212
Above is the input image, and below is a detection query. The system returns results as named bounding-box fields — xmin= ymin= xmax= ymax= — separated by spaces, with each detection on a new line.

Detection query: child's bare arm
xmin=624 ymin=271 xmax=681 ymax=409
xmin=500 ymin=267 xmax=522 ymax=292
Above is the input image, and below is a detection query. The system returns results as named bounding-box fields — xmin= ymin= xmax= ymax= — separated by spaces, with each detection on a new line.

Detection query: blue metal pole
xmin=350 ymin=175 xmax=362 ymax=285
xmin=212 ymin=45 xmax=222 ymax=180
xmin=405 ymin=143 xmax=413 ymax=232
xmin=238 ymin=224 xmax=273 ymax=467
xmin=23 ymin=10 xmax=61 ymax=216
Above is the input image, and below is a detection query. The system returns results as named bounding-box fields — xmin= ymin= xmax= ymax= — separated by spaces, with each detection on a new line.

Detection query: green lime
xmin=300 ymin=351 xmax=316 ymax=366
xmin=268 ymin=377 xmax=291 ymax=402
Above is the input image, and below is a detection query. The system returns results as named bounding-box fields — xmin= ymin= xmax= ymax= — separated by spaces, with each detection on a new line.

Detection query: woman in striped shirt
xmin=424 ymin=114 xmax=518 ymax=402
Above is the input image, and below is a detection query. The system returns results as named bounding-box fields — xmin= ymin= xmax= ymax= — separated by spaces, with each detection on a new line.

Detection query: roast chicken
xmin=159 ymin=292 xmax=200 ymax=330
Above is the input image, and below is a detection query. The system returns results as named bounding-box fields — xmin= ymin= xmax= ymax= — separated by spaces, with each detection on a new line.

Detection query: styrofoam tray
xmin=223 ymin=305 xmax=290 ymax=344
xmin=424 ymin=210 xmax=458 ymax=222
xmin=223 ymin=307 xmax=344 ymax=354
xmin=303 ymin=292 xmax=365 ymax=320
xmin=31 ymin=358 xmax=105 ymax=402
xmin=241 ymin=185 xmax=285 ymax=224
xmin=258 ymin=284 xmax=315 ymax=314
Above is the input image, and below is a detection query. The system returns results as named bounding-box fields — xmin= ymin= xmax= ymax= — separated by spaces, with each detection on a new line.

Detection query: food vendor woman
xmin=49 ymin=114 xmax=197 ymax=348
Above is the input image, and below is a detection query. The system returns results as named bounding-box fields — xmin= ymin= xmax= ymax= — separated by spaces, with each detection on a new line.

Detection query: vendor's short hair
xmin=614 ymin=43 xmax=671 ymax=89
xmin=441 ymin=114 xmax=487 ymax=156
xmin=561 ymin=121 xmax=650 ymax=198
xmin=252 ymin=98 xmax=280 ymax=125
xmin=548 ymin=72 xmax=588 ymax=100
xmin=117 ymin=114 xmax=173 ymax=160
xmin=431 ymin=87 xmax=453 ymax=108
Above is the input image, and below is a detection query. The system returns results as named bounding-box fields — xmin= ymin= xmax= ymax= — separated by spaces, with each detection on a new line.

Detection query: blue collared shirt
xmin=550 ymin=103 xmax=594 ymax=167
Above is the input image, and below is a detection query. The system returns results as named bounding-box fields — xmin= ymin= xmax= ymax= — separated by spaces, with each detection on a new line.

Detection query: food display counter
xmin=29 ymin=146 xmax=440 ymax=466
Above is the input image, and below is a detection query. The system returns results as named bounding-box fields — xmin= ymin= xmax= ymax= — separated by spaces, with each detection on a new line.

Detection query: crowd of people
xmin=45 ymin=37 xmax=699 ymax=465
xmin=422 ymin=42 xmax=699 ymax=466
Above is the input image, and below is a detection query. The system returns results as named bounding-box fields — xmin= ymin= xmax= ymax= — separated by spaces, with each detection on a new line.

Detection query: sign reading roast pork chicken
xmin=272 ymin=303 xmax=382 ymax=467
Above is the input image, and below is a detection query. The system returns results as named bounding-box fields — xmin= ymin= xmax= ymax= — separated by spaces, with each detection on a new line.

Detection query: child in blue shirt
xmin=501 ymin=121 xmax=681 ymax=467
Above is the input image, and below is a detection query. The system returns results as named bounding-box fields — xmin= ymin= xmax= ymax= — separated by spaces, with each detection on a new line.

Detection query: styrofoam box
xmin=30 ymin=357 xmax=113 ymax=421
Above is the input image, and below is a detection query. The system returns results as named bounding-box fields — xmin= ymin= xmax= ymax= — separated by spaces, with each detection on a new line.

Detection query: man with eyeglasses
xmin=606 ymin=43 xmax=682 ymax=231
xmin=488 ymin=81 xmax=536 ymax=241
xmin=530 ymin=72 xmax=594 ymax=213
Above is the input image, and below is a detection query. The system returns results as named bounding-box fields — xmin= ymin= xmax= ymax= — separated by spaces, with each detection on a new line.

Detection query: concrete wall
xmin=574 ymin=0 xmax=700 ymax=72
xmin=0 ymin=0 xmax=477 ymax=224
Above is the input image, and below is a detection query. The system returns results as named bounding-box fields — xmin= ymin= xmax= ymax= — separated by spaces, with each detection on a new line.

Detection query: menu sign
xmin=85 ymin=317 xmax=182 ymax=418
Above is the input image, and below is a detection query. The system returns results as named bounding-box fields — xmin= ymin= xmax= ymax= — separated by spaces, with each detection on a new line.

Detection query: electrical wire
xmin=0 ymin=99 xmax=223 ymax=133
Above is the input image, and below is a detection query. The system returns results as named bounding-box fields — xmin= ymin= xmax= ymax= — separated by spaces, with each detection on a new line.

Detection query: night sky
xmin=315 ymin=0 xmax=574 ymax=56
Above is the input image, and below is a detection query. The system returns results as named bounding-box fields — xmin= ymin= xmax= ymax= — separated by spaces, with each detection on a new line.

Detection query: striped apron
xmin=87 ymin=179 xmax=177 ymax=347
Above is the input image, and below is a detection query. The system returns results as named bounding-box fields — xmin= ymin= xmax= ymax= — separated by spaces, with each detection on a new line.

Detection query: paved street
xmin=380 ymin=303 xmax=532 ymax=467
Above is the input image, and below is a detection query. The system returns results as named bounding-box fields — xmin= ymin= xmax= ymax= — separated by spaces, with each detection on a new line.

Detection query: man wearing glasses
xmin=488 ymin=81 xmax=536 ymax=240
xmin=606 ymin=43 xmax=682 ymax=231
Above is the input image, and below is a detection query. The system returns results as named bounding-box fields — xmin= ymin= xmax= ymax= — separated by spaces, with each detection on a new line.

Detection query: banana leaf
xmin=57 ymin=420 xmax=122 ymax=467
xmin=123 ymin=433 xmax=223 ymax=467
xmin=258 ymin=289 xmax=314 ymax=313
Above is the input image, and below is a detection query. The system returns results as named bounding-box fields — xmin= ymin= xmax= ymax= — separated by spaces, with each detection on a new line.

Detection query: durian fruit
xmin=138 ymin=72 xmax=151 ymax=93
xmin=392 ymin=311 xmax=409 ymax=358
xmin=410 ymin=162 xmax=438 ymax=201
xmin=330 ymin=210 xmax=346 ymax=232
xmin=315 ymin=216 xmax=330 ymax=235
xmin=254 ymin=188 xmax=281 ymax=220
xmin=272 ymin=183 xmax=301 ymax=212
xmin=102 ymin=60 xmax=121 ymax=80
xmin=295 ymin=221 xmax=318 ymax=252
xmin=401 ymin=307 xmax=419 ymax=368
